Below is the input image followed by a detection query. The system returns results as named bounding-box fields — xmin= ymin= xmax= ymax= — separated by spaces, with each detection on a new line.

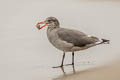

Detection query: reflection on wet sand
xmin=53 ymin=61 xmax=120 ymax=80
xmin=53 ymin=60 xmax=98 ymax=80
xmin=53 ymin=65 xmax=93 ymax=80
xmin=60 ymin=65 xmax=76 ymax=75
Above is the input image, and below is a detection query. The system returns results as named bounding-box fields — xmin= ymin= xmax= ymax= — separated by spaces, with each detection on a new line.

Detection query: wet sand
xmin=54 ymin=60 xmax=120 ymax=80
xmin=0 ymin=0 xmax=120 ymax=80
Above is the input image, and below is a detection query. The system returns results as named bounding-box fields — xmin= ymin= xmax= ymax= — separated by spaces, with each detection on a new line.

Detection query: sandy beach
xmin=54 ymin=60 xmax=120 ymax=80
xmin=0 ymin=0 xmax=120 ymax=80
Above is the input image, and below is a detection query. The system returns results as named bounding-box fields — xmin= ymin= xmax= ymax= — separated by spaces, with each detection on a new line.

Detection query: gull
xmin=36 ymin=17 xmax=109 ymax=68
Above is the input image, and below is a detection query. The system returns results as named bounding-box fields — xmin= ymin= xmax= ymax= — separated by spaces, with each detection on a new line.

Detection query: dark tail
xmin=101 ymin=39 xmax=110 ymax=44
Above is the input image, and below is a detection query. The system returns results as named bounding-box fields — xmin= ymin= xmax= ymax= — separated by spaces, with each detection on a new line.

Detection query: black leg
xmin=61 ymin=52 xmax=65 ymax=66
xmin=53 ymin=52 xmax=74 ymax=68
xmin=52 ymin=52 xmax=65 ymax=68
xmin=72 ymin=52 xmax=74 ymax=65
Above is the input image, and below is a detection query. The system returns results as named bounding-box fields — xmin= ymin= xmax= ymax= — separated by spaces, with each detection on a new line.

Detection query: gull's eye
xmin=48 ymin=20 xmax=52 ymax=22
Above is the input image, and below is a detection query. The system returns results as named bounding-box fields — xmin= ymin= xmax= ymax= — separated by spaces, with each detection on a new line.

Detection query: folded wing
xmin=57 ymin=28 xmax=99 ymax=47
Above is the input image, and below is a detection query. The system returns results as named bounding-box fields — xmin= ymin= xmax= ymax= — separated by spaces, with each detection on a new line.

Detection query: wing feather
xmin=57 ymin=28 xmax=99 ymax=47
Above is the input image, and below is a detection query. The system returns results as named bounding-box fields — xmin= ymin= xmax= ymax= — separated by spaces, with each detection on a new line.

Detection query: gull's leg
xmin=72 ymin=52 xmax=74 ymax=65
xmin=53 ymin=52 xmax=65 ymax=68
xmin=61 ymin=52 xmax=65 ymax=66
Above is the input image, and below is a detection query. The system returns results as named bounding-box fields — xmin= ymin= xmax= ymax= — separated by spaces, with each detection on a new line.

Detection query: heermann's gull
xmin=36 ymin=17 xmax=109 ymax=68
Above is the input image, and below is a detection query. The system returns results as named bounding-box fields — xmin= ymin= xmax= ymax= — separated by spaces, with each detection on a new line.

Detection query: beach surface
xmin=54 ymin=60 xmax=120 ymax=80
xmin=0 ymin=0 xmax=120 ymax=80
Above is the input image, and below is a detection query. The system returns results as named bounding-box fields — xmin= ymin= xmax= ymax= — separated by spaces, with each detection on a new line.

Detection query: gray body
xmin=47 ymin=27 xmax=101 ymax=52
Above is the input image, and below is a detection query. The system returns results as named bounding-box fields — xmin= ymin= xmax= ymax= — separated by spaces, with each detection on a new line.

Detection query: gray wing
xmin=57 ymin=28 xmax=99 ymax=47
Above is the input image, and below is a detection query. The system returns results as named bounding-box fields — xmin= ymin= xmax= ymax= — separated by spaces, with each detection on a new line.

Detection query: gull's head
xmin=36 ymin=17 xmax=60 ymax=30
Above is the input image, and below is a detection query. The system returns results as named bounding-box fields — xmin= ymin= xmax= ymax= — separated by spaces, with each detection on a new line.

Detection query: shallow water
xmin=0 ymin=0 xmax=120 ymax=80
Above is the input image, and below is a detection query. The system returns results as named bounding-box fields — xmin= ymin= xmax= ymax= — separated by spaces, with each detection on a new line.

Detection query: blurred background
xmin=0 ymin=0 xmax=120 ymax=80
